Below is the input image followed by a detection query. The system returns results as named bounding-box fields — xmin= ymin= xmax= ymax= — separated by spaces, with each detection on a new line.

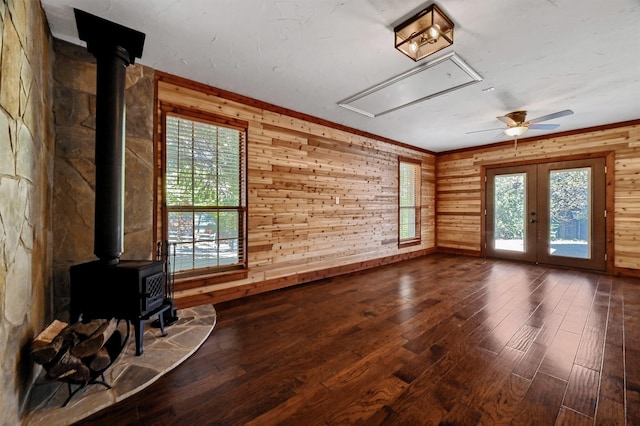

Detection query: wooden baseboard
xmin=436 ymin=247 xmax=482 ymax=257
xmin=175 ymin=247 xmax=436 ymax=308
xmin=613 ymin=266 xmax=640 ymax=278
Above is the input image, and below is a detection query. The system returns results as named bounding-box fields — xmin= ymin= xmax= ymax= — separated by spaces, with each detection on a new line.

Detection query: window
xmin=399 ymin=158 xmax=421 ymax=246
xmin=164 ymin=113 xmax=246 ymax=274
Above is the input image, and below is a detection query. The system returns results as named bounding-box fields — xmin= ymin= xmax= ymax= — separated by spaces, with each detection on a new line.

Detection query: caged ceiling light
xmin=394 ymin=3 xmax=454 ymax=62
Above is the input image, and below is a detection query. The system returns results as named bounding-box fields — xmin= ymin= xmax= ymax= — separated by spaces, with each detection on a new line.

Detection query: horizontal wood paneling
xmin=155 ymin=74 xmax=436 ymax=306
xmin=437 ymin=124 xmax=640 ymax=272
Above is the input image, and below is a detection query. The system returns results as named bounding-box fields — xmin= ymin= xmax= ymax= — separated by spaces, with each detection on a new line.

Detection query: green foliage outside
xmin=494 ymin=168 xmax=589 ymax=242
xmin=494 ymin=174 xmax=525 ymax=240
xmin=549 ymin=168 xmax=589 ymax=240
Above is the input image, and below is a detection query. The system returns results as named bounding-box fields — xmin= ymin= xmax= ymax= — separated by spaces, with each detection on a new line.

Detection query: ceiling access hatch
xmin=338 ymin=52 xmax=482 ymax=118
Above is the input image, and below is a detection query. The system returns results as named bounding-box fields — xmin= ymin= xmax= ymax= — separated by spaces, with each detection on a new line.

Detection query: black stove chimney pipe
xmin=74 ymin=9 xmax=145 ymax=264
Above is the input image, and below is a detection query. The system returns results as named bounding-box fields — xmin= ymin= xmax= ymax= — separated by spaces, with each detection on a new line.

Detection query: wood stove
xmin=69 ymin=10 xmax=176 ymax=356
xmin=70 ymin=259 xmax=169 ymax=356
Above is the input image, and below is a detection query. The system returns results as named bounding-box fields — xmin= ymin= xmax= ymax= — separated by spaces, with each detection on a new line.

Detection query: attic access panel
xmin=338 ymin=52 xmax=482 ymax=118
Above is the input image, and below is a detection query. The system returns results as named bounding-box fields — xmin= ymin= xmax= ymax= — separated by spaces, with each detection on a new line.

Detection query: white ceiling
xmin=41 ymin=0 xmax=640 ymax=152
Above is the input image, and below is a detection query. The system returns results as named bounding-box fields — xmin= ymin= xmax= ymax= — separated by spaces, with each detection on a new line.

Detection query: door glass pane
xmin=548 ymin=167 xmax=590 ymax=259
xmin=494 ymin=173 xmax=526 ymax=252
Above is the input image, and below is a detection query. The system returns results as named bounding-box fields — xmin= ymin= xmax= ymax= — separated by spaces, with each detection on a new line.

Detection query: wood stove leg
xmin=158 ymin=313 xmax=167 ymax=337
xmin=134 ymin=319 xmax=144 ymax=356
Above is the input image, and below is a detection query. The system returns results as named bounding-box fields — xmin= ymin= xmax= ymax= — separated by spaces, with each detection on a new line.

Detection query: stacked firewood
xmin=31 ymin=318 xmax=120 ymax=382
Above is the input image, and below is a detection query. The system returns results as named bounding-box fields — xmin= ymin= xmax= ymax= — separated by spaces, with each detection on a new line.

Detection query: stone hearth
xmin=25 ymin=304 xmax=216 ymax=425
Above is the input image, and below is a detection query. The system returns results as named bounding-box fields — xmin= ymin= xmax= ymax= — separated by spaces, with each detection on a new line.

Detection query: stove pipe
xmin=74 ymin=9 xmax=146 ymax=264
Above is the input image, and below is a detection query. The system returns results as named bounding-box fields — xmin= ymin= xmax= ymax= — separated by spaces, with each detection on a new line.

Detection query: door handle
xmin=530 ymin=219 xmax=537 ymax=223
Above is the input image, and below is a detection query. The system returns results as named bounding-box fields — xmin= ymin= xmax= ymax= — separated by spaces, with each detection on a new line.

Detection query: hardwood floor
xmin=76 ymin=253 xmax=640 ymax=425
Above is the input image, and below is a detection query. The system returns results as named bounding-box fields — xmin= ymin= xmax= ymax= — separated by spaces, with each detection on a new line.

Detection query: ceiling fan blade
xmin=529 ymin=123 xmax=560 ymax=130
xmin=465 ymin=127 xmax=504 ymax=134
xmin=528 ymin=109 xmax=573 ymax=124
xmin=497 ymin=115 xmax=517 ymax=126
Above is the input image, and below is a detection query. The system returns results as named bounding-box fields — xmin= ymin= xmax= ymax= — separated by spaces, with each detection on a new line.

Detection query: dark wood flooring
xmin=76 ymin=253 xmax=640 ymax=425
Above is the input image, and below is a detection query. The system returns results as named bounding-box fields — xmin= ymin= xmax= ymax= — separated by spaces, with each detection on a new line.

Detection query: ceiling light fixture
xmin=504 ymin=125 xmax=528 ymax=137
xmin=394 ymin=4 xmax=454 ymax=62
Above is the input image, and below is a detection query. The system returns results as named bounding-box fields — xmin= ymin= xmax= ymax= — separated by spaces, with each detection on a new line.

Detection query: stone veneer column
xmin=0 ymin=0 xmax=55 ymax=423
xmin=51 ymin=40 xmax=155 ymax=319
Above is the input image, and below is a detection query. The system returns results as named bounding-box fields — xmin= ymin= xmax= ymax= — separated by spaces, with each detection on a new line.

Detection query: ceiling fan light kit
xmin=394 ymin=3 xmax=454 ymax=61
xmin=504 ymin=126 xmax=528 ymax=137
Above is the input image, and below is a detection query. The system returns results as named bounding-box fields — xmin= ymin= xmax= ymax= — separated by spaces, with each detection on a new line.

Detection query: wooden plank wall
xmin=155 ymin=74 xmax=436 ymax=306
xmin=437 ymin=123 xmax=640 ymax=273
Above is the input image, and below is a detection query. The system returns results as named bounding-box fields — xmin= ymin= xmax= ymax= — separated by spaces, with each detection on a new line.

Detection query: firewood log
xmin=31 ymin=320 xmax=72 ymax=364
xmin=58 ymin=364 xmax=91 ymax=382
xmin=71 ymin=319 xmax=106 ymax=338
xmin=45 ymin=349 xmax=89 ymax=382
xmin=87 ymin=347 xmax=112 ymax=371
xmin=70 ymin=318 xmax=117 ymax=358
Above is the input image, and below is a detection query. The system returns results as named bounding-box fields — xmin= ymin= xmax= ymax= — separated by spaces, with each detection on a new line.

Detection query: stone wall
xmin=52 ymin=40 xmax=156 ymax=319
xmin=0 ymin=0 xmax=54 ymax=424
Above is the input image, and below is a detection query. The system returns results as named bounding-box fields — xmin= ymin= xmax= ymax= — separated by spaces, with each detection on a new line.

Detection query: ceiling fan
xmin=467 ymin=109 xmax=574 ymax=141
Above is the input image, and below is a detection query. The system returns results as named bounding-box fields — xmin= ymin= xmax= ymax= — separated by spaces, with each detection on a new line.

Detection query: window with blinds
xmin=164 ymin=113 xmax=246 ymax=273
xmin=399 ymin=158 xmax=421 ymax=246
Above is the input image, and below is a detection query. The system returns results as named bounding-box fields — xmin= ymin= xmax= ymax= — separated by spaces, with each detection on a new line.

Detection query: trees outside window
xmin=494 ymin=173 xmax=525 ymax=241
xmin=548 ymin=168 xmax=590 ymax=241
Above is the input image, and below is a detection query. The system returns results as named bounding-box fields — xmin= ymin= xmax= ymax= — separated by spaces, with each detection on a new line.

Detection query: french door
xmin=486 ymin=158 xmax=606 ymax=271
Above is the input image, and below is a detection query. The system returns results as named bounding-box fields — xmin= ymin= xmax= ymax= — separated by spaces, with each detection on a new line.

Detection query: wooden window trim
xmin=160 ymin=103 xmax=249 ymax=131
xmin=158 ymin=107 xmax=249 ymax=279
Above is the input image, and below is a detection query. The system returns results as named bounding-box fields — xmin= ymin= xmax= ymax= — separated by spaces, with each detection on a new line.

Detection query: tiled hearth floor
xmin=25 ymin=304 xmax=216 ymax=426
